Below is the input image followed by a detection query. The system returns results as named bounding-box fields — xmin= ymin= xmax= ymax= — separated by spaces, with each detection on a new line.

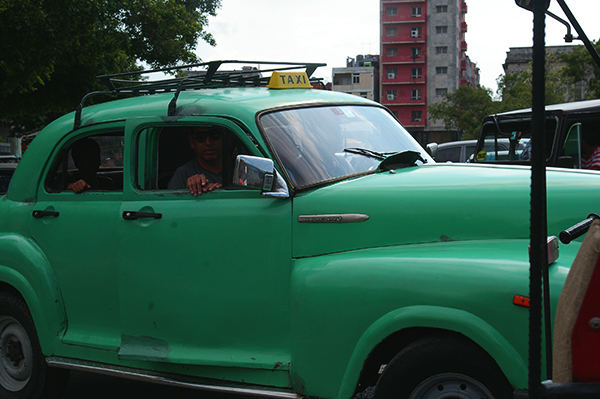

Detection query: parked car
xmin=435 ymin=140 xmax=478 ymax=163
xmin=1 ymin=61 xmax=599 ymax=399
xmin=472 ymin=99 xmax=600 ymax=168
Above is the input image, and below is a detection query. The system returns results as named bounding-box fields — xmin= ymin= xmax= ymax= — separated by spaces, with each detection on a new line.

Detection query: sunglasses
xmin=193 ymin=131 xmax=222 ymax=143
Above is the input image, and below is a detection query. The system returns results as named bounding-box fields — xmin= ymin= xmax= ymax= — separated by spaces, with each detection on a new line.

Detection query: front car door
xmin=117 ymin=118 xmax=293 ymax=386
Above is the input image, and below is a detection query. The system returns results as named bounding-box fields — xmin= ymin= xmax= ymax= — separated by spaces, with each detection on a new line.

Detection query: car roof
xmin=489 ymin=99 xmax=600 ymax=118
xmin=438 ymin=140 xmax=477 ymax=149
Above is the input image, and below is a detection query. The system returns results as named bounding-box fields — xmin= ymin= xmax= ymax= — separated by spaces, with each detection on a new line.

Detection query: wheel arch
xmin=337 ymin=305 xmax=527 ymax=399
xmin=0 ymin=234 xmax=66 ymax=354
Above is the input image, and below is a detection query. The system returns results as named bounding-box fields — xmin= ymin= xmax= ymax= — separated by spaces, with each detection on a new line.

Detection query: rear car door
xmin=29 ymin=124 xmax=125 ymax=351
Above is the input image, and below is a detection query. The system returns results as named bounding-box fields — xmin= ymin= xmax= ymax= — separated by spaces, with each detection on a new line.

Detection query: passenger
xmin=168 ymin=127 xmax=223 ymax=196
xmin=581 ymin=130 xmax=600 ymax=170
xmin=68 ymin=138 xmax=114 ymax=193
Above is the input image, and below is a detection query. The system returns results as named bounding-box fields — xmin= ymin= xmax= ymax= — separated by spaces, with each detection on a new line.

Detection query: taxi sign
xmin=267 ymin=71 xmax=312 ymax=89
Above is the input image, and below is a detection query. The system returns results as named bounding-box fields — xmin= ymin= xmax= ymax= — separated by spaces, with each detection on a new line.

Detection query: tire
xmin=0 ymin=291 xmax=68 ymax=399
xmin=373 ymin=336 xmax=513 ymax=399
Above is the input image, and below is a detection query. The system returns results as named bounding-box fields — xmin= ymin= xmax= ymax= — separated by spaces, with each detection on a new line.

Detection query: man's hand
xmin=186 ymin=174 xmax=222 ymax=196
xmin=68 ymin=179 xmax=91 ymax=193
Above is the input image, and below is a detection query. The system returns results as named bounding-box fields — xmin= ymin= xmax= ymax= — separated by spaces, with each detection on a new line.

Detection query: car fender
xmin=336 ymin=305 xmax=527 ymax=399
xmin=0 ymin=233 xmax=66 ymax=353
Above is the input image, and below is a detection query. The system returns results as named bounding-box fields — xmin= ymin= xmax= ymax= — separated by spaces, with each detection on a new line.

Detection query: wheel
xmin=373 ymin=336 xmax=513 ymax=399
xmin=0 ymin=292 xmax=68 ymax=399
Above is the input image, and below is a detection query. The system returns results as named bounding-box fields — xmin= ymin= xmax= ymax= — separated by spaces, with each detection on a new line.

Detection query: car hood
xmin=292 ymin=163 xmax=600 ymax=258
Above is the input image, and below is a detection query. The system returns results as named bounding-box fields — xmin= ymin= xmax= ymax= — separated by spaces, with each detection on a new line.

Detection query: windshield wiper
xmin=343 ymin=147 xmax=397 ymax=161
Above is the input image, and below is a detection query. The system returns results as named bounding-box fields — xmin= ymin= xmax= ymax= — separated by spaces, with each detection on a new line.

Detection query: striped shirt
xmin=582 ymin=146 xmax=600 ymax=170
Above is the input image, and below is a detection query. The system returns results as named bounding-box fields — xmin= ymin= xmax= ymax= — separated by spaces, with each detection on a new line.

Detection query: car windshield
xmin=260 ymin=105 xmax=432 ymax=188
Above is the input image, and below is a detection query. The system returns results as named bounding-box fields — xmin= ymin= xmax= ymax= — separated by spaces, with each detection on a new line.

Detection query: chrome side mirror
xmin=426 ymin=142 xmax=438 ymax=160
xmin=234 ymin=155 xmax=289 ymax=198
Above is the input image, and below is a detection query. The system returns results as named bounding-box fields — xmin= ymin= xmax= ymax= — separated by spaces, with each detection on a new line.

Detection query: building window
xmin=436 ymin=5 xmax=448 ymax=13
xmin=411 ymin=89 xmax=422 ymax=100
xmin=436 ymin=26 xmax=448 ymax=34
xmin=386 ymin=48 xmax=398 ymax=57
xmin=411 ymin=68 xmax=422 ymax=79
xmin=436 ymin=46 xmax=448 ymax=55
xmin=411 ymin=47 xmax=422 ymax=59
xmin=386 ymin=27 xmax=397 ymax=37
xmin=386 ymin=90 xmax=397 ymax=101
xmin=386 ymin=68 xmax=398 ymax=79
xmin=411 ymin=27 xmax=422 ymax=38
xmin=353 ymin=73 xmax=360 ymax=84
xmin=392 ymin=111 xmax=399 ymax=119
xmin=411 ymin=111 xmax=423 ymax=122
xmin=386 ymin=7 xmax=397 ymax=16
xmin=411 ymin=7 xmax=422 ymax=17
xmin=436 ymin=88 xmax=448 ymax=96
xmin=436 ymin=67 xmax=448 ymax=75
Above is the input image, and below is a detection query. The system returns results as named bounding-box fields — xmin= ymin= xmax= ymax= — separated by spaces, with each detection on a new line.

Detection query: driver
xmin=168 ymin=126 xmax=223 ymax=195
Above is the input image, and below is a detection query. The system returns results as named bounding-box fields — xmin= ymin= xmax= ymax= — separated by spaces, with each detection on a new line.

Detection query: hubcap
xmin=0 ymin=316 xmax=33 ymax=391
xmin=410 ymin=373 xmax=494 ymax=399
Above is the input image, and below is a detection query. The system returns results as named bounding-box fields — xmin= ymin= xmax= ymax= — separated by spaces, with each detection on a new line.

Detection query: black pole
xmin=529 ymin=0 xmax=548 ymax=398
xmin=555 ymin=0 xmax=600 ymax=69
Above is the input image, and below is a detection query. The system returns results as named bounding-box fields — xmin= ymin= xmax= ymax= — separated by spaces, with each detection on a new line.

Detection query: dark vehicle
xmin=472 ymin=99 xmax=600 ymax=169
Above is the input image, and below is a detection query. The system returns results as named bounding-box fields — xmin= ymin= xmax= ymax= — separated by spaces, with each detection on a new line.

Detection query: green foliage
xmin=560 ymin=40 xmax=600 ymax=100
xmin=0 ymin=0 xmax=221 ymax=133
xmin=497 ymin=51 xmax=571 ymax=110
xmin=428 ymin=85 xmax=499 ymax=140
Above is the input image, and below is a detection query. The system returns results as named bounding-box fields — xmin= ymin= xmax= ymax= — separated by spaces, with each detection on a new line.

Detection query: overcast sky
xmin=194 ymin=0 xmax=598 ymax=96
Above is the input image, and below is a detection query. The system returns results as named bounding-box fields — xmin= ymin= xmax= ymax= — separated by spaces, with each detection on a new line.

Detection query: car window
xmin=46 ymin=134 xmax=124 ymax=192
xmin=136 ymin=125 xmax=251 ymax=191
xmin=437 ymin=146 xmax=461 ymax=163
xmin=475 ymin=118 xmax=556 ymax=163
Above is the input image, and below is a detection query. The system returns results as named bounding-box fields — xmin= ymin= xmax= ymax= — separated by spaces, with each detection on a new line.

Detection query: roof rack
xmin=73 ymin=60 xmax=326 ymax=129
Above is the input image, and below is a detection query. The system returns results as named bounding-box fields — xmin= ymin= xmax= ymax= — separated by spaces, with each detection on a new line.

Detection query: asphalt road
xmin=61 ymin=371 xmax=263 ymax=399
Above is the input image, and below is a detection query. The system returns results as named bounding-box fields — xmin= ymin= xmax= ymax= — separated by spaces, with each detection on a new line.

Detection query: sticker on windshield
xmin=476 ymin=150 xmax=487 ymax=162
xmin=331 ymin=107 xmax=356 ymax=118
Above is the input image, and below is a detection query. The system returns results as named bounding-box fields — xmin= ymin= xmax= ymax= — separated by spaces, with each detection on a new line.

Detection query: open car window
xmin=46 ymin=134 xmax=124 ymax=193
xmin=135 ymin=125 xmax=251 ymax=191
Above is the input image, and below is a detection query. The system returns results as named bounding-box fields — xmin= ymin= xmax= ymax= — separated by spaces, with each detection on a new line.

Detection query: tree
xmin=428 ymin=85 xmax=499 ymax=140
xmin=497 ymin=51 xmax=571 ymax=110
xmin=560 ymin=40 xmax=600 ymax=100
xmin=0 ymin=0 xmax=221 ymax=133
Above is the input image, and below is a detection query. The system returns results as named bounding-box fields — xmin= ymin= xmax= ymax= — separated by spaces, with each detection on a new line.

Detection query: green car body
xmin=1 ymin=76 xmax=599 ymax=399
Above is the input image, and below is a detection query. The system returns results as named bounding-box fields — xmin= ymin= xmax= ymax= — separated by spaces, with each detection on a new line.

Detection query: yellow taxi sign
xmin=267 ymin=71 xmax=312 ymax=89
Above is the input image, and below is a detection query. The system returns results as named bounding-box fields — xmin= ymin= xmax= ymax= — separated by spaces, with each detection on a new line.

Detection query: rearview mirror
xmin=515 ymin=0 xmax=550 ymax=11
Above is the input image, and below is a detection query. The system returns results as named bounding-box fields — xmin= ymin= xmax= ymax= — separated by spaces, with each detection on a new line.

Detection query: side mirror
xmin=426 ymin=142 xmax=438 ymax=160
xmin=515 ymin=0 xmax=550 ymax=11
xmin=234 ymin=155 xmax=275 ymax=191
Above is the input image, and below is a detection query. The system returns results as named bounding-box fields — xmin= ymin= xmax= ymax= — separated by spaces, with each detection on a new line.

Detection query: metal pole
xmin=529 ymin=0 xmax=548 ymax=398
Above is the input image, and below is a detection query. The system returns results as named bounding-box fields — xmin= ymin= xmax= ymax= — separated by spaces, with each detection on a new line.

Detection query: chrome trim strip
xmin=298 ymin=213 xmax=370 ymax=223
xmin=47 ymin=357 xmax=301 ymax=399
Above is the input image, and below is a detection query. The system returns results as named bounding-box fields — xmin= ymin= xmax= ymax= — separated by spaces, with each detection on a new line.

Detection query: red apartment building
xmin=380 ymin=0 xmax=479 ymax=145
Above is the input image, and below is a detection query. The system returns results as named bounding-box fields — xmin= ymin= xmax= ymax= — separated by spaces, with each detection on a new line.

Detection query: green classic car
xmin=0 ymin=62 xmax=599 ymax=399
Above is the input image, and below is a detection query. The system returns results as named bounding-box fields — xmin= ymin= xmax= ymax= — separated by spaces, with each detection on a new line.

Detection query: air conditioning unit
xmin=387 ymin=94 xmax=395 ymax=101
xmin=411 ymin=29 xmax=420 ymax=38
xmin=387 ymin=73 xmax=396 ymax=79
xmin=414 ymin=118 xmax=422 ymax=122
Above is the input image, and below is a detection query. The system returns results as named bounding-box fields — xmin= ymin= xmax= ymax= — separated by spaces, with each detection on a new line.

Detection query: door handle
xmin=32 ymin=210 xmax=60 ymax=218
xmin=122 ymin=211 xmax=162 ymax=220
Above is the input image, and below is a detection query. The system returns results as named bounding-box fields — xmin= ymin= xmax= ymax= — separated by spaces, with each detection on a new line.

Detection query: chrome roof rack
xmin=74 ymin=60 xmax=326 ymax=129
